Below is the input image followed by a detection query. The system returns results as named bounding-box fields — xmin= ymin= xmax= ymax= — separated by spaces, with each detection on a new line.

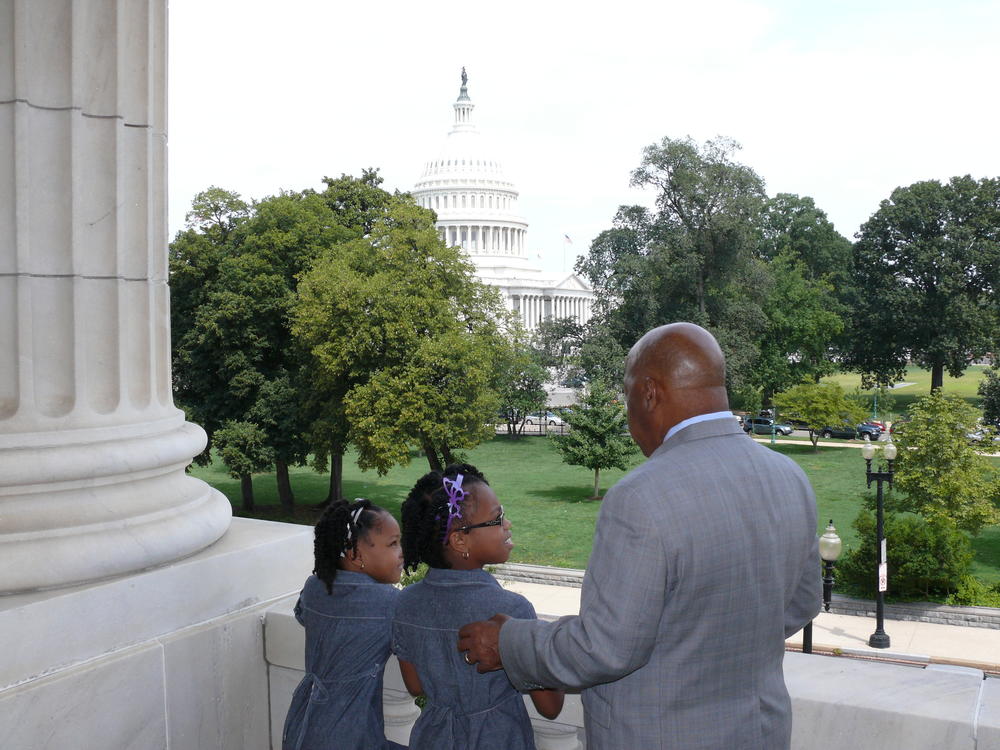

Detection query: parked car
xmin=524 ymin=411 xmax=566 ymax=426
xmin=819 ymin=422 xmax=881 ymax=440
xmin=743 ymin=417 xmax=794 ymax=436
xmin=966 ymin=424 xmax=1000 ymax=445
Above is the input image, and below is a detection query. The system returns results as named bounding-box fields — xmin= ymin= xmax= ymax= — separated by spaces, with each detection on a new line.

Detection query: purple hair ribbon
xmin=440 ymin=473 xmax=467 ymax=541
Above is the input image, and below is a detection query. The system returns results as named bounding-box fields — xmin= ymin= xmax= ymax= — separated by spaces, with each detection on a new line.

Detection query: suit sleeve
xmin=784 ymin=482 xmax=822 ymax=637
xmin=499 ymin=480 xmax=668 ymax=692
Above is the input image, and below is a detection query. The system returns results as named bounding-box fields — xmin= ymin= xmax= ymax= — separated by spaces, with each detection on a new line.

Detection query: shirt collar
xmin=663 ymin=411 xmax=735 ymax=444
xmin=424 ymin=567 xmax=497 ymax=586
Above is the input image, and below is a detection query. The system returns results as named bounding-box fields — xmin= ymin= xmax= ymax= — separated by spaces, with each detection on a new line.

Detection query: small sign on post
xmin=878 ymin=538 xmax=888 ymax=592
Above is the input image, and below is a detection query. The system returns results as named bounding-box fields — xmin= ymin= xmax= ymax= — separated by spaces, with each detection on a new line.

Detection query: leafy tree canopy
xmin=293 ymin=197 xmax=505 ymax=474
xmin=844 ymin=176 xmax=1000 ymax=391
xmin=891 ymin=389 xmax=1000 ymax=535
xmin=753 ymin=252 xmax=844 ymax=402
xmin=773 ymin=380 xmax=866 ymax=450
xmin=758 ymin=193 xmax=853 ymax=283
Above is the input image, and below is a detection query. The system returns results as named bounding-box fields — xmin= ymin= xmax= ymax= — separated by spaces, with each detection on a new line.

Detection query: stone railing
xmin=264 ymin=597 xmax=585 ymax=749
xmin=264 ymin=597 xmax=1000 ymax=750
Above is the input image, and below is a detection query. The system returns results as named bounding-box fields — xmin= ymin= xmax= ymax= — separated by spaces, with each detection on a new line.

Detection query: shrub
xmin=945 ymin=575 xmax=1000 ymax=608
xmin=837 ymin=510 xmax=972 ymax=599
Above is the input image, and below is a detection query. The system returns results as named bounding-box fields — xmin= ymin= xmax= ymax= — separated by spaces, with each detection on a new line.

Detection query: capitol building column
xmin=0 ymin=0 xmax=231 ymax=593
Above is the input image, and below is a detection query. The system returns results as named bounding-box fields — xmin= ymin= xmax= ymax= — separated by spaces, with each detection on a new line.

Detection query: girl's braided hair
xmin=313 ymin=498 xmax=384 ymax=594
xmin=401 ymin=463 xmax=488 ymax=573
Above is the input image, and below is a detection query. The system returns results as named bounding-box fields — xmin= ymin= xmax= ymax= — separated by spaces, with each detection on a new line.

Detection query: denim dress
xmin=282 ymin=572 xmax=400 ymax=750
xmin=392 ymin=567 xmax=537 ymax=750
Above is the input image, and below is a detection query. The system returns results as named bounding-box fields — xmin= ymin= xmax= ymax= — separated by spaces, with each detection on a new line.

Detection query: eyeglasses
xmin=456 ymin=507 xmax=505 ymax=532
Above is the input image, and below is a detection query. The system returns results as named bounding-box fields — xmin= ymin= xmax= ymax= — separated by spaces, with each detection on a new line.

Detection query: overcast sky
xmin=168 ymin=0 xmax=1000 ymax=274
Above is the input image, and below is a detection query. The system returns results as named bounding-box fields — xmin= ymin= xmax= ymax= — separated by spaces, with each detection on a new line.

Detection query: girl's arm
xmin=529 ymin=688 xmax=564 ymax=720
xmin=398 ymin=659 xmax=424 ymax=697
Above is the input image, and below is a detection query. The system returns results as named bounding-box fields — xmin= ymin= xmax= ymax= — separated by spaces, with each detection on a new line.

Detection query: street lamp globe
xmin=818 ymin=520 xmax=842 ymax=563
xmin=861 ymin=437 xmax=876 ymax=461
xmin=883 ymin=441 xmax=897 ymax=460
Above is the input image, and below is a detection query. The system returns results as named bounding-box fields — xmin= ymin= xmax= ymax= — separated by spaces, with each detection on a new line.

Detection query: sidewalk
xmin=497 ymin=577 xmax=1000 ymax=675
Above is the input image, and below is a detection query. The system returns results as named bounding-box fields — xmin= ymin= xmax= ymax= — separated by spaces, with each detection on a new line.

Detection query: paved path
xmin=497 ymin=578 xmax=1000 ymax=674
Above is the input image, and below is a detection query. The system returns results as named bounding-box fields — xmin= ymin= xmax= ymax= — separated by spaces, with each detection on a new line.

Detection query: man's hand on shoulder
xmin=457 ymin=614 xmax=510 ymax=673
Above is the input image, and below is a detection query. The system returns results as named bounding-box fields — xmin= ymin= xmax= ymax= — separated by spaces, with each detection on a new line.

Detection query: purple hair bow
xmin=440 ymin=473 xmax=467 ymax=540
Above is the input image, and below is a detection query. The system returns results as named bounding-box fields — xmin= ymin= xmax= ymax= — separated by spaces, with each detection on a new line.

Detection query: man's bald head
xmin=624 ymin=323 xmax=730 ymax=456
xmin=626 ymin=323 xmax=727 ymax=392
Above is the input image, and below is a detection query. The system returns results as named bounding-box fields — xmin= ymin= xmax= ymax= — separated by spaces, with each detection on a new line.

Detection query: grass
xmin=821 ymin=364 xmax=990 ymax=418
xmin=189 ymin=434 xmax=1000 ymax=586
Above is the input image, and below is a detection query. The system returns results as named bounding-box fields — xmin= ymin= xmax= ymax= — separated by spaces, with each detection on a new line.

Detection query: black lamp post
xmin=802 ymin=520 xmax=841 ymax=654
xmin=862 ymin=436 xmax=896 ymax=649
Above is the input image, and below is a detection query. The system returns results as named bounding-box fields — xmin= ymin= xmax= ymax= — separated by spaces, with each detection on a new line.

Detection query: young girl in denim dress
xmin=282 ymin=498 xmax=406 ymax=750
xmin=393 ymin=464 xmax=563 ymax=749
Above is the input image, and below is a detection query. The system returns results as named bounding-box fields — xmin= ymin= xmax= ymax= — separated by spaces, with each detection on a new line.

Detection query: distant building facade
xmin=411 ymin=71 xmax=594 ymax=331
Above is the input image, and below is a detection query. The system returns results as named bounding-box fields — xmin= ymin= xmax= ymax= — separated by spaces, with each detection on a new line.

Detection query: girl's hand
xmin=398 ymin=659 xmax=424 ymax=697
xmin=529 ymin=688 xmax=565 ymax=720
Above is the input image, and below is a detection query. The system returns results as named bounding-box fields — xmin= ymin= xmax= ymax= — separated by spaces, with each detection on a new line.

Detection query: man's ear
xmin=643 ymin=375 xmax=658 ymax=408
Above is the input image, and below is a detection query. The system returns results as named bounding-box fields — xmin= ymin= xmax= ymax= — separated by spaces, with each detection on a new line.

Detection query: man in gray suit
xmin=458 ymin=322 xmax=820 ymax=749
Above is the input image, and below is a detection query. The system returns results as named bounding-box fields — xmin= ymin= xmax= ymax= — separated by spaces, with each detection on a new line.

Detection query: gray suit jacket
xmin=500 ymin=418 xmax=820 ymax=749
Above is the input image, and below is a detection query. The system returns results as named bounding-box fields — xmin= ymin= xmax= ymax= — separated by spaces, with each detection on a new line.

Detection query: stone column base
xmin=0 ymin=415 xmax=233 ymax=593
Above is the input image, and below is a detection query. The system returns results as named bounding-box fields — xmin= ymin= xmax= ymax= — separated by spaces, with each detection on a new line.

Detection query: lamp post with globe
xmin=801 ymin=520 xmax=842 ymax=654
xmin=862 ymin=436 xmax=896 ymax=649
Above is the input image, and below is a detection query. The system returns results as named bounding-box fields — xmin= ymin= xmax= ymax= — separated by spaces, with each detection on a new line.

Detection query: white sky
xmin=168 ymin=0 xmax=1000 ymax=274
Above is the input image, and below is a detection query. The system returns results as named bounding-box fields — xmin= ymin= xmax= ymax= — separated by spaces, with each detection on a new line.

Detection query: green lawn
xmin=190 ymin=434 xmax=1000 ymax=585
xmin=822 ymin=364 xmax=990 ymax=418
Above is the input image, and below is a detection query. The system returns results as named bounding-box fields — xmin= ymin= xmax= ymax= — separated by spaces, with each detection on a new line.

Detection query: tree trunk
xmin=240 ymin=473 xmax=254 ymax=512
xmin=276 ymin=459 xmax=294 ymax=515
xmin=441 ymin=444 xmax=455 ymax=466
xmin=330 ymin=450 xmax=344 ymax=504
xmin=422 ymin=439 xmax=442 ymax=473
xmin=931 ymin=363 xmax=944 ymax=391
xmin=592 ymin=467 xmax=601 ymax=500
xmin=810 ymin=430 xmax=819 ymax=452
xmin=697 ymin=270 xmax=706 ymax=318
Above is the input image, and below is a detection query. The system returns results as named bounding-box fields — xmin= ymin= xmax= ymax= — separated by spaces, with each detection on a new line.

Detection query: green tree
xmin=553 ymin=382 xmax=638 ymax=499
xmin=979 ymin=367 xmax=1000 ymax=428
xmin=293 ymin=197 xmax=505 ymax=475
xmin=576 ymin=324 xmax=628 ymax=388
xmin=891 ymin=390 xmax=1000 ymax=534
xmin=171 ymin=189 xmax=343 ymax=510
xmin=630 ymin=136 xmax=767 ymax=318
xmin=184 ymin=185 xmax=250 ymax=242
xmin=773 ymin=380 xmax=866 ymax=450
xmin=346 ymin=331 xmax=498 ymax=473
xmin=494 ymin=333 xmax=548 ymax=437
xmin=753 ymin=252 xmax=844 ymax=404
xmin=212 ymin=421 xmax=274 ymax=512
xmin=758 ymin=193 xmax=853 ymax=284
xmin=845 ymin=176 xmax=1000 ymax=391
xmin=578 ymin=137 xmax=771 ymax=397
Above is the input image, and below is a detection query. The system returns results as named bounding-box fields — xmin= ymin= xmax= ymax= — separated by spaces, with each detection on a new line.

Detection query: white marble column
xmin=0 ymin=0 xmax=231 ymax=593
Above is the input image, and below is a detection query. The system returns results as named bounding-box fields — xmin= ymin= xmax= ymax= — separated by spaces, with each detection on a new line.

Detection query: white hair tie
xmin=339 ymin=503 xmax=366 ymax=558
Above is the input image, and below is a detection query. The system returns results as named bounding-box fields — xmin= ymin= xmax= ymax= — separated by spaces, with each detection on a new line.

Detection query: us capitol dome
xmin=411 ymin=69 xmax=594 ymax=331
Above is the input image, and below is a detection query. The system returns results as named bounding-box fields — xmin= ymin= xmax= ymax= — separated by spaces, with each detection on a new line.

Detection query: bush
xmin=945 ymin=575 xmax=1000 ymax=608
xmin=837 ymin=510 xmax=972 ymax=599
